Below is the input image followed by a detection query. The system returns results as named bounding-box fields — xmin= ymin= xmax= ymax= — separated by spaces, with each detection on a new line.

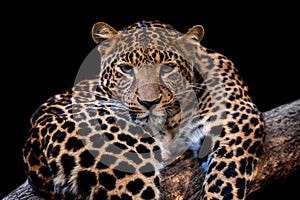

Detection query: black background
xmin=2 ymin=2 xmax=299 ymax=199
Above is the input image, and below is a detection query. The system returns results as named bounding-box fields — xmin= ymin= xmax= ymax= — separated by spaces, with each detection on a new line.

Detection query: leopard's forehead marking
xmin=100 ymin=21 xmax=184 ymax=60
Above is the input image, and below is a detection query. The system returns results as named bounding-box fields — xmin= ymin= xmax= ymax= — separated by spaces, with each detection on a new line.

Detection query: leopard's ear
xmin=182 ymin=25 xmax=204 ymax=43
xmin=91 ymin=22 xmax=118 ymax=44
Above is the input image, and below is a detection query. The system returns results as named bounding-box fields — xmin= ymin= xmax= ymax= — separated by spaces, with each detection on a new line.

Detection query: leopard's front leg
xmin=199 ymin=106 xmax=264 ymax=200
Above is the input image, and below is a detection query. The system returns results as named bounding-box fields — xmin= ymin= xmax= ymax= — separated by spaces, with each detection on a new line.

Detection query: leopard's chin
xmin=129 ymin=108 xmax=167 ymax=132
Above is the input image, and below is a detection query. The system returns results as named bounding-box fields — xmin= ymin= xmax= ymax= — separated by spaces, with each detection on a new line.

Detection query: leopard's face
xmin=95 ymin=22 xmax=197 ymax=134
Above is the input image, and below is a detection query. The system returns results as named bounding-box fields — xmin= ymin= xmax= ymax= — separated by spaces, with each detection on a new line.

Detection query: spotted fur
xmin=23 ymin=20 xmax=264 ymax=200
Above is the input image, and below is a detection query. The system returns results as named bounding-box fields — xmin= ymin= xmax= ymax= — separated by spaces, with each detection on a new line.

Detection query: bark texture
xmin=4 ymin=99 xmax=300 ymax=200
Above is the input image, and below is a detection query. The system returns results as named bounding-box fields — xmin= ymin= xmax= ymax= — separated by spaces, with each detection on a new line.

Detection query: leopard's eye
xmin=119 ymin=64 xmax=134 ymax=74
xmin=161 ymin=63 xmax=176 ymax=74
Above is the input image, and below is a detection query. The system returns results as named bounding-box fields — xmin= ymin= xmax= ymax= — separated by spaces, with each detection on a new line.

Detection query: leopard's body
xmin=23 ymin=21 xmax=264 ymax=200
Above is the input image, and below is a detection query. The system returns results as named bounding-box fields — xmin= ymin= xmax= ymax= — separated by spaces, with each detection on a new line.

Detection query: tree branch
xmin=4 ymin=99 xmax=300 ymax=200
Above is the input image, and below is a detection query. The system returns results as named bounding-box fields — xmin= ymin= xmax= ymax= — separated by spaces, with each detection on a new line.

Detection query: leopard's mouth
xmin=131 ymin=108 xmax=165 ymax=122
xmin=127 ymin=98 xmax=180 ymax=129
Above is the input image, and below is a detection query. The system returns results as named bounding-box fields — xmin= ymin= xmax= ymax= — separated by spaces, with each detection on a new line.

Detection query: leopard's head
xmin=91 ymin=21 xmax=205 ymax=133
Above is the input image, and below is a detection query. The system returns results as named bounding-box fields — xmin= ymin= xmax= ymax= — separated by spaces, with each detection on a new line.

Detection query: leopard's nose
xmin=137 ymin=96 xmax=162 ymax=110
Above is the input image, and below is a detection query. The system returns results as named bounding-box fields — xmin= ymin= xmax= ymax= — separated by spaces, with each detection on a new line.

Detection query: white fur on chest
xmin=155 ymin=116 xmax=212 ymax=166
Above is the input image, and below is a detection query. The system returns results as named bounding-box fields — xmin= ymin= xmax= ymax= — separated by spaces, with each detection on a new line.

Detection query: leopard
xmin=22 ymin=20 xmax=264 ymax=200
